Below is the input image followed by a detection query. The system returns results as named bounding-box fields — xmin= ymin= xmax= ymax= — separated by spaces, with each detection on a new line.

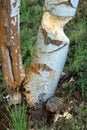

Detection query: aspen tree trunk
xmin=0 ymin=0 xmax=79 ymax=106
xmin=0 ymin=0 xmax=25 ymax=105
xmin=23 ymin=0 xmax=79 ymax=107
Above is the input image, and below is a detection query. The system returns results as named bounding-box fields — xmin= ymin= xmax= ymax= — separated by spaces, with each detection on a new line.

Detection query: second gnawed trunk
xmin=0 ymin=0 xmax=25 ymax=105
xmin=23 ymin=0 xmax=79 ymax=107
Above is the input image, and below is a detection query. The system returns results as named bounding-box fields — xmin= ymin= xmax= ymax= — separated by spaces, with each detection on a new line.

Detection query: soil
xmin=0 ymin=101 xmax=9 ymax=130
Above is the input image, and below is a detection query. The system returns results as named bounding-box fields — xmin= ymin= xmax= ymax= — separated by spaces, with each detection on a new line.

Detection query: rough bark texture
xmin=23 ymin=0 xmax=79 ymax=107
xmin=0 ymin=0 xmax=25 ymax=105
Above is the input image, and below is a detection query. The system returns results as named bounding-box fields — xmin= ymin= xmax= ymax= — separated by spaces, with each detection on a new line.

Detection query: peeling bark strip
xmin=0 ymin=0 xmax=25 ymax=105
xmin=24 ymin=0 xmax=79 ymax=107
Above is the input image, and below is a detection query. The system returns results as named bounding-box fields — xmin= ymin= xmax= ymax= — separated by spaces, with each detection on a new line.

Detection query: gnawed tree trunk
xmin=0 ymin=0 xmax=25 ymax=105
xmin=23 ymin=0 xmax=79 ymax=107
xmin=0 ymin=0 xmax=79 ymax=106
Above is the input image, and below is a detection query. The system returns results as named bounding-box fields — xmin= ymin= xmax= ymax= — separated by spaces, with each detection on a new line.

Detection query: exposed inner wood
xmin=46 ymin=1 xmax=72 ymax=6
xmin=41 ymin=11 xmax=72 ymax=44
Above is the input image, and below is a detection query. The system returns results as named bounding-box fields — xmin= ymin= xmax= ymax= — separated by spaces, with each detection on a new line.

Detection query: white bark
xmin=24 ymin=0 xmax=79 ymax=107
xmin=44 ymin=0 xmax=79 ymax=17
xmin=24 ymin=27 xmax=69 ymax=105
xmin=10 ymin=0 xmax=20 ymax=31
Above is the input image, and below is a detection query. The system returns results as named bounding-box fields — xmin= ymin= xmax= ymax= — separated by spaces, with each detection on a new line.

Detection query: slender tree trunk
xmin=23 ymin=0 xmax=79 ymax=107
xmin=0 ymin=0 xmax=25 ymax=105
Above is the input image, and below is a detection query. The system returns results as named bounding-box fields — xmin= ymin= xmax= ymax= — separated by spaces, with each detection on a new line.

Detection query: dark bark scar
xmin=42 ymin=28 xmax=62 ymax=46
